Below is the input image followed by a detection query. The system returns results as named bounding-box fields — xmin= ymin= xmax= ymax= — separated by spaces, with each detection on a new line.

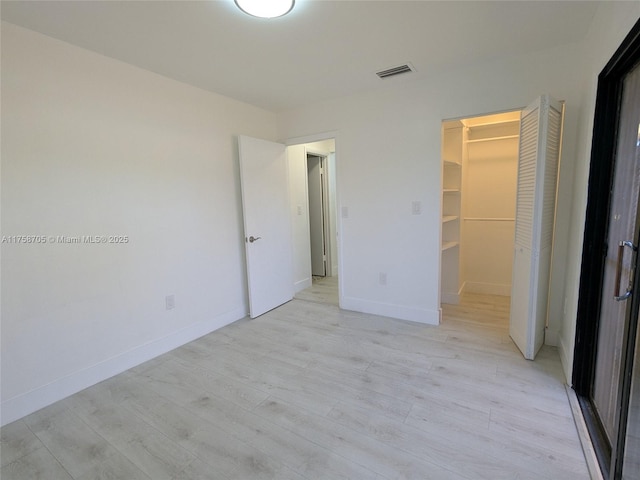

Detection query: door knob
xmin=248 ymin=236 xmax=261 ymax=243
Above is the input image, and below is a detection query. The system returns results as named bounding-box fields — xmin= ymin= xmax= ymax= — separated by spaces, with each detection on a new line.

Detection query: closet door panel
xmin=510 ymin=95 xmax=563 ymax=360
xmin=514 ymin=106 xmax=539 ymax=251
xmin=540 ymin=106 xmax=562 ymax=248
xmin=511 ymin=245 xmax=534 ymax=354
xmin=534 ymin=246 xmax=553 ymax=356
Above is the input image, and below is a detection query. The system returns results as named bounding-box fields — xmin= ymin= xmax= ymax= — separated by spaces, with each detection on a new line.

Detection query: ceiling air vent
xmin=376 ymin=63 xmax=415 ymax=79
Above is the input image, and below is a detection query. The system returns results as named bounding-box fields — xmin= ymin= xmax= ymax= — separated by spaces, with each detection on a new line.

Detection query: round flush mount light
xmin=235 ymin=0 xmax=295 ymax=18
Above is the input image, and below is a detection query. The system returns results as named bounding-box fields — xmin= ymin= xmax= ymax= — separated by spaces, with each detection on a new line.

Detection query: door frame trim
xmin=573 ymin=18 xmax=640 ymax=479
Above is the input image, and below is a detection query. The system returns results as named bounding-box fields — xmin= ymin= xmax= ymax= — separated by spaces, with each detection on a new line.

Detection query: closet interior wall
xmin=461 ymin=117 xmax=520 ymax=296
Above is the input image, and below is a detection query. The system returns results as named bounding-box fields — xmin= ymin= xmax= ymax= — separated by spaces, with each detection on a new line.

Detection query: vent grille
xmin=376 ymin=63 xmax=415 ymax=79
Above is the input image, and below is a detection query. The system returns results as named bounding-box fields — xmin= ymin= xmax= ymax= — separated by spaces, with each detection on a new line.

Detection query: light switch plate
xmin=166 ymin=295 xmax=175 ymax=310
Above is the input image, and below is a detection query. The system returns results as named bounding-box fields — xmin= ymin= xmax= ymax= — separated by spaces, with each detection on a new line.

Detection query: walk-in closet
xmin=441 ymin=111 xmax=521 ymax=305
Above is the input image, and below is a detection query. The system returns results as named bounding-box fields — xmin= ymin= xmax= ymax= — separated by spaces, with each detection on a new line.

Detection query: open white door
xmin=307 ymin=155 xmax=327 ymax=277
xmin=510 ymin=95 xmax=563 ymax=359
xmin=238 ymin=135 xmax=293 ymax=318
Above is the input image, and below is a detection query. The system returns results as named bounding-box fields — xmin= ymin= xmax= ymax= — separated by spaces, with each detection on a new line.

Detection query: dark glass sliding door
xmin=574 ymin=19 xmax=640 ymax=480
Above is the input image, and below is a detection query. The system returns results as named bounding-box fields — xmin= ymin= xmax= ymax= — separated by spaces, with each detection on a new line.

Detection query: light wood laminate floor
xmin=295 ymin=276 xmax=339 ymax=306
xmin=1 ymin=294 xmax=589 ymax=479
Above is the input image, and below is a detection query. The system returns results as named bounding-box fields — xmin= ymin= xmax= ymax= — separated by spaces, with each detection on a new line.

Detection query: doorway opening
xmin=307 ymin=153 xmax=331 ymax=278
xmin=440 ymin=110 xmax=521 ymax=329
xmin=287 ymin=136 xmax=340 ymax=307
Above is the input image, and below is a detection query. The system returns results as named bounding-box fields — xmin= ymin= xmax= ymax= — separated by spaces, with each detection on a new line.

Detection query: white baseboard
xmin=0 ymin=306 xmax=247 ymax=426
xmin=341 ymin=296 xmax=440 ymax=325
xmin=294 ymin=277 xmax=312 ymax=293
xmin=463 ymin=281 xmax=511 ymax=296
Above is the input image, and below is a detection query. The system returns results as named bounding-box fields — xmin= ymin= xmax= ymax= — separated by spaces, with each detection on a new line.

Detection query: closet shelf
xmin=442 ymin=215 xmax=459 ymax=223
xmin=442 ymin=241 xmax=459 ymax=251
xmin=443 ymin=189 xmax=460 ymax=194
xmin=464 ymin=217 xmax=515 ymax=222
xmin=466 ymin=134 xmax=519 ymax=144
xmin=443 ymin=160 xmax=462 ymax=166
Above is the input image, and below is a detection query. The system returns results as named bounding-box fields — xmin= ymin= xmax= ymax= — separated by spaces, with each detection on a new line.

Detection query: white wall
xmin=0 ymin=22 xmax=277 ymax=425
xmin=278 ymin=38 xmax=588 ymax=330
xmin=558 ymin=3 xmax=640 ymax=382
xmin=288 ymin=144 xmax=312 ymax=292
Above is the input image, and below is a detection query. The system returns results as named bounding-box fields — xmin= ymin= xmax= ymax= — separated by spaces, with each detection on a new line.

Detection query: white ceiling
xmin=1 ymin=0 xmax=599 ymax=112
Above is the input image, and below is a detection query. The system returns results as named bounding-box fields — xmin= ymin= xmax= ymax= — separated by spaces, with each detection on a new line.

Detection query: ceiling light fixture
xmin=235 ymin=0 xmax=295 ymax=18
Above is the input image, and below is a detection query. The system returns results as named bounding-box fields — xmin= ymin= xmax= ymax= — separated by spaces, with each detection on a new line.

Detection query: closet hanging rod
xmin=466 ymin=134 xmax=519 ymax=144
xmin=464 ymin=217 xmax=515 ymax=222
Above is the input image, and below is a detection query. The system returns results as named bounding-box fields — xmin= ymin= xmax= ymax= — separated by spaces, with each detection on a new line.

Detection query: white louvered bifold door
xmin=510 ymin=95 xmax=564 ymax=360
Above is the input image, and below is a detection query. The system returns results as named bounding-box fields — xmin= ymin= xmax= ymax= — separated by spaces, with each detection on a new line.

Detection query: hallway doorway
xmin=287 ymin=135 xmax=340 ymax=307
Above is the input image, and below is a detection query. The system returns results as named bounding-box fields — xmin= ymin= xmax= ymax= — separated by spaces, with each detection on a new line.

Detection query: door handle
xmin=247 ymin=236 xmax=262 ymax=243
xmin=614 ymin=240 xmax=637 ymax=301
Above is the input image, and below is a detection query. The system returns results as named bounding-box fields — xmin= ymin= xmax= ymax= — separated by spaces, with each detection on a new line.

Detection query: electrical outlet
xmin=379 ymin=272 xmax=387 ymax=286
xmin=166 ymin=294 xmax=175 ymax=310
xmin=297 ymin=205 xmax=303 ymax=215
xmin=342 ymin=206 xmax=349 ymax=219
xmin=412 ymin=201 xmax=422 ymax=215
